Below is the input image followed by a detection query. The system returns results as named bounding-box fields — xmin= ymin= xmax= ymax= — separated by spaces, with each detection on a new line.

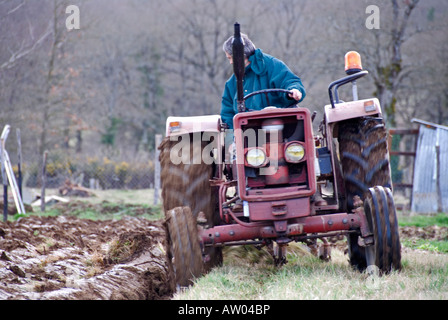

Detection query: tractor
xmin=159 ymin=23 xmax=401 ymax=288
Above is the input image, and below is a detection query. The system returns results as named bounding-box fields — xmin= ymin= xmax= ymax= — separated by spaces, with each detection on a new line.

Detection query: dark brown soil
xmin=400 ymin=225 xmax=448 ymax=242
xmin=0 ymin=214 xmax=172 ymax=300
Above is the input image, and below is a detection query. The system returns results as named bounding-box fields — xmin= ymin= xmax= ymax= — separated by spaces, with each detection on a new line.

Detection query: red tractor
xmin=159 ymin=24 xmax=401 ymax=288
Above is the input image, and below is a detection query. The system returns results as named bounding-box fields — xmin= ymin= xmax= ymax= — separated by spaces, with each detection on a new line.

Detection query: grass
xmin=30 ymin=202 xmax=163 ymax=221
xmin=22 ymin=188 xmax=163 ymax=221
xmin=401 ymin=238 xmax=448 ymax=254
xmin=398 ymin=212 xmax=448 ymax=253
xmin=175 ymin=212 xmax=448 ymax=300
xmin=28 ymin=188 xmax=158 ymax=205
xmin=174 ymin=245 xmax=448 ymax=300
xmin=399 ymin=213 xmax=448 ymax=228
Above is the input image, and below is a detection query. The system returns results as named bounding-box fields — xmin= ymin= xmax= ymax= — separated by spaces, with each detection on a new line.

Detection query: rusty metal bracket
xmin=351 ymin=195 xmax=374 ymax=246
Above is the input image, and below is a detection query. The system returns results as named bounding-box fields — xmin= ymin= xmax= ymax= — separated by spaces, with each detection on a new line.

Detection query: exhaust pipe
xmin=232 ymin=23 xmax=246 ymax=113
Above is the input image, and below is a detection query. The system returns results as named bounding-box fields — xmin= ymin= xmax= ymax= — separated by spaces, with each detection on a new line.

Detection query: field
xmin=0 ymin=189 xmax=447 ymax=300
xmin=0 ymin=189 xmax=171 ymax=300
xmin=174 ymin=242 xmax=448 ymax=300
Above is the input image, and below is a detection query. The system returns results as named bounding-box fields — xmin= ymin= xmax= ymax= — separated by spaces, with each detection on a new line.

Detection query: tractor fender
xmin=165 ymin=115 xmax=221 ymax=137
xmin=324 ymin=98 xmax=382 ymax=124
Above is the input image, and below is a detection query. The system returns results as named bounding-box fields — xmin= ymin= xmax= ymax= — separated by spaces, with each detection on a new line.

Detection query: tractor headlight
xmin=246 ymin=148 xmax=267 ymax=167
xmin=285 ymin=143 xmax=305 ymax=163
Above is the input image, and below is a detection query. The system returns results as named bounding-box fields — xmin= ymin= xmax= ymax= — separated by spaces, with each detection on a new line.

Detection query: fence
xmin=21 ymin=154 xmax=155 ymax=191
xmin=389 ymin=120 xmax=448 ymax=214
xmin=388 ymin=128 xmax=419 ymax=190
xmin=1 ymin=125 xmax=26 ymax=220
xmin=0 ymin=123 xmax=162 ymax=220
xmin=411 ymin=119 xmax=448 ymax=213
xmin=1 ymin=123 xmax=158 ymax=205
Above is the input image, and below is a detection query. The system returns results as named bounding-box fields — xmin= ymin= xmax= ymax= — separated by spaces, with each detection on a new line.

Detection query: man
xmin=220 ymin=33 xmax=326 ymax=206
xmin=221 ymin=33 xmax=306 ymax=129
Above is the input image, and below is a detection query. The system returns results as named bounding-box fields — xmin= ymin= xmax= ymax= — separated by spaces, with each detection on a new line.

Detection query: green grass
xmin=31 ymin=202 xmax=163 ymax=221
xmin=398 ymin=212 xmax=448 ymax=253
xmin=399 ymin=213 xmax=448 ymax=228
xmin=20 ymin=188 xmax=163 ymax=221
xmin=28 ymin=188 xmax=158 ymax=205
xmin=401 ymin=238 xmax=448 ymax=254
xmin=174 ymin=245 xmax=448 ymax=300
xmin=175 ymin=213 xmax=448 ymax=300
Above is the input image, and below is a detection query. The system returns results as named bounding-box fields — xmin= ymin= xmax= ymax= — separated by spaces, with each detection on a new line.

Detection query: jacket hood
xmin=248 ymin=49 xmax=267 ymax=76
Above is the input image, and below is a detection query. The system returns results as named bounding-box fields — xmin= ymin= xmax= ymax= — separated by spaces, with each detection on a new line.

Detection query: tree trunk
xmin=375 ymin=0 xmax=419 ymax=127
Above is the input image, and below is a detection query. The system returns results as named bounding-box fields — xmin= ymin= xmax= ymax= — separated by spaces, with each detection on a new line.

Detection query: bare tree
xmin=372 ymin=0 xmax=420 ymax=126
xmin=1 ymin=0 xmax=445 ymax=181
xmin=334 ymin=0 xmax=433 ymax=126
xmin=0 ymin=1 xmax=51 ymax=70
xmin=38 ymin=0 xmax=72 ymax=155
xmin=162 ymin=0 xmax=244 ymax=116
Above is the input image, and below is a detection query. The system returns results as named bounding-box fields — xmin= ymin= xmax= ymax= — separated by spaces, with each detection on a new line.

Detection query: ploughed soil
xmin=0 ymin=200 xmax=446 ymax=300
xmin=0 ymin=207 xmax=172 ymax=300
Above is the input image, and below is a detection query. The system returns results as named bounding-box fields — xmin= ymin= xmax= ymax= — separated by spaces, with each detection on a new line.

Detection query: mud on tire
xmin=165 ymin=206 xmax=203 ymax=287
xmin=158 ymin=135 xmax=222 ymax=276
xmin=338 ymin=117 xmax=393 ymax=271
xmin=159 ymin=135 xmax=215 ymax=220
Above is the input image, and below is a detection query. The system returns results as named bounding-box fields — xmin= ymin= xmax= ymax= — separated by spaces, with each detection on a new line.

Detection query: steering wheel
xmin=243 ymin=89 xmax=298 ymax=109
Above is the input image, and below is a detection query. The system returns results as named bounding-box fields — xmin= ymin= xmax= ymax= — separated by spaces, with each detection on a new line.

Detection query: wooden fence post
xmin=16 ymin=129 xmax=22 ymax=197
xmin=436 ymin=145 xmax=442 ymax=213
xmin=41 ymin=151 xmax=48 ymax=212
xmin=1 ymin=147 xmax=7 ymax=222
xmin=154 ymin=134 xmax=162 ymax=205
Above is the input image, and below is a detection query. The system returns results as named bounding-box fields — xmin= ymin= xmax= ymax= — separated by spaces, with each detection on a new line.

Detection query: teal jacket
xmin=221 ymin=49 xmax=306 ymax=129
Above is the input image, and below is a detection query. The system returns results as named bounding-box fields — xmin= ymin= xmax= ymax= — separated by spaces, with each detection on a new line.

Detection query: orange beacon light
xmin=345 ymin=51 xmax=363 ymax=75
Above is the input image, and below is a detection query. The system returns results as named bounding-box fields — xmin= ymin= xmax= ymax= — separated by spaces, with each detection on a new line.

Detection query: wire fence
xmin=0 ymin=125 xmax=162 ymax=221
xmin=1 ymin=126 xmax=162 ymax=222
xmin=20 ymin=152 xmax=156 ymax=191
xmin=0 ymin=125 xmax=157 ymax=192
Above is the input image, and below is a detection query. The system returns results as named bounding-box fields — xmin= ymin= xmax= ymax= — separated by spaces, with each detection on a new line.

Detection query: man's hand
xmin=288 ymin=89 xmax=302 ymax=101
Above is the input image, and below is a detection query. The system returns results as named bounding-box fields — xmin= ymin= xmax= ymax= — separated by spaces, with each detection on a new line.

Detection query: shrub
xmin=24 ymin=153 xmax=154 ymax=190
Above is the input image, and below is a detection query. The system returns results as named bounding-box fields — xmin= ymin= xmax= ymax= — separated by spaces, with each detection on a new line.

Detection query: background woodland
xmin=0 ymin=0 xmax=447 ymax=189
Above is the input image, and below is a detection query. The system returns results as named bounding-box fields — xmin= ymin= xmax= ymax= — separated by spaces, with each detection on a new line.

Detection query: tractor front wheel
xmin=363 ymin=186 xmax=401 ymax=274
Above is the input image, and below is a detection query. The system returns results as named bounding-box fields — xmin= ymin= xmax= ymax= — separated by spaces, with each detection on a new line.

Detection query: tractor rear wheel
xmin=158 ymin=135 xmax=222 ymax=274
xmin=165 ymin=206 xmax=203 ymax=287
xmin=338 ymin=117 xmax=393 ymax=271
xmin=364 ymin=186 xmax=401 ymax=273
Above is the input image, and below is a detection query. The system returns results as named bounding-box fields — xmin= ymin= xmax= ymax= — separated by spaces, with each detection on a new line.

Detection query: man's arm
xmin=269 ymin=58 xmax=306 ymax=103
xmin=221 ymin=81 xmax=236 ymax=129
